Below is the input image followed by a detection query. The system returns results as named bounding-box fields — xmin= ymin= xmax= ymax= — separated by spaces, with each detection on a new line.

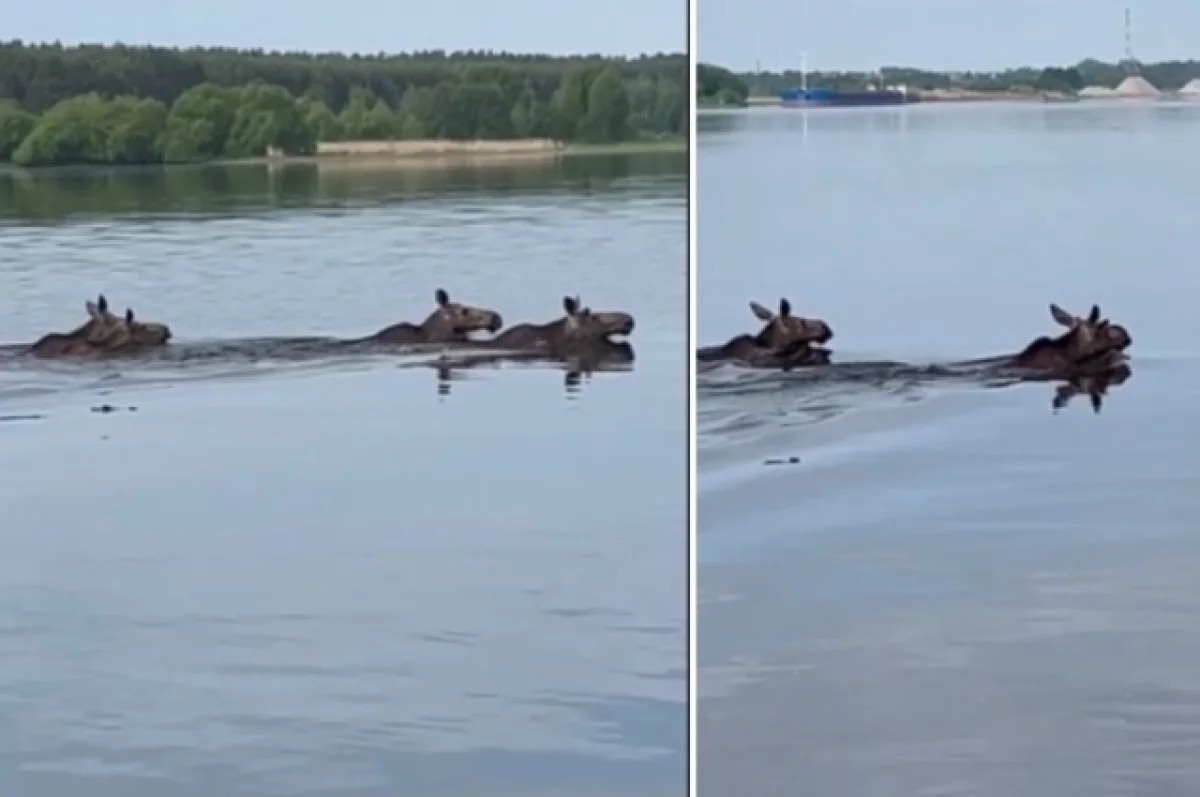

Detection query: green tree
xmin=13 ymin=93 xmax=112 ymax=166
xmin=105 ymin=96 xmax=169 ymax=163
xmin=462 ymin=65 xmax=524 ymax=112
xmin=577 ymin=67 xmax=630 ymax=143
xmin=397 ymin=87 xmax=434 ymax=139
xmin=652 ymin=76 xmax=685 ymax=134
xmin=0 ymin=43 xmax=689 ymax=161
xmin=626 ymin=75 xmax=658 ymax=135
xmin=359 ymin=100 xmax=399 ymax=139
xmin=337 ymin=86 xmax=377 ymax=139
xmin=422 ymin=82 xmax=457 ymax=138
xmin=450 ymin=81 xmax=513 ymax=139
xmin=224 ymin=83 xmax=316 ymax=157
xmin=696 ymin=63 xmax=749 ymax=105
xmin=161 ymin=83 xmax=242 ymax=162
xmin=510 ymin=88 xmax=535 ymax=137
xmin=549 ymin=66 xmax=601 ymax=140
xmin=0 ymin=41 xmax=687 ymax=122
xmin=1034 ymin=66 xmax=1084 ymax=92
xmin=0 ymin=101 xmax=37 ymax=161
xmin=299 ymin=96 xmax=344 ymax=141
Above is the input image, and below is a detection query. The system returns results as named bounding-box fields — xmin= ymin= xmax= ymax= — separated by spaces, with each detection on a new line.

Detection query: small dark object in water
xmin=91 ymin=404 xmax=138 ymax=414
xmin=764 ymin=456 xmax=802 ymax=466
xmin=0 ymin=413 xmax=44 ymax=423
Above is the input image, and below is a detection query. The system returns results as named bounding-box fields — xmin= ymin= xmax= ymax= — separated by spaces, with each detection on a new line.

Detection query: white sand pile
xmin=1114 ymin=75 xmax=1161 ymax=97
xmin=1179 ymin=78 xmax=1200 ymax=95
xmin=1079 ymin=85 xmax=1116 ymax=97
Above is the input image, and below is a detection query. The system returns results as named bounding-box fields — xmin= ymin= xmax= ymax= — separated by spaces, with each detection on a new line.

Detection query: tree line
xmin=729 ymin=58 xmax=1200 ymax=96
xmin=696 ymin=63 xmax=749 ymax=107
xmin=0 ymin=42 xmax=688 ymax=166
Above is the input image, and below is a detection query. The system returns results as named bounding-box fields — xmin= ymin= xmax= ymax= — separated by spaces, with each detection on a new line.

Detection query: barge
xmin=780 ymin=86 xmax=913 ymax=108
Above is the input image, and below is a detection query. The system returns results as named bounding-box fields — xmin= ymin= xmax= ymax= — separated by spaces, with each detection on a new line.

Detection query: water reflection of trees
xmin=0 ymin=152 xmax=684 ymax=223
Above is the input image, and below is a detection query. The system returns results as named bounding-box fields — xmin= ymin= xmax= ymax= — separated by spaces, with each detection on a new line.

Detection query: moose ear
xmin=1049 ymin=303 xmax=1075 ymax=327
xmin=435 ymin=288 xmax=449 ymax=307
xmin=97 ymin=294 xmax=108 ymax=314
xmin=563 ymin=295 xmax=578 ymax=314
xmin=779 ymin=298 xmax=792 ymax=318
xmin=1087 ymin=304 xmax=1101 ymax=324
xmin=125 ymin=308 xmax=135 ymax=324
xmin=86 ymin=300 xmax=99 ymax=319
xmin=749 ymin=301 xmax=773 ymax=321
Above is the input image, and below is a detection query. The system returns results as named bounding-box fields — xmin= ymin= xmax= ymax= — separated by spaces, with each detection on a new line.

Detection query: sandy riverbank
xmin=260 ymin=138 xmax=685 ymax=169
xmin=312 ymin=138 xmax=563 ymax=160
xmin=0 ymin=138 xmax=685 ymax=176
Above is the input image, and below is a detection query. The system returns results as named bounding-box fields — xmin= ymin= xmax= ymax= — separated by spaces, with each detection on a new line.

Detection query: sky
xmin=4 ymin=0 xmax=685 ymax=57
xmin=700 ymin=0 xmax=1200 ymax=72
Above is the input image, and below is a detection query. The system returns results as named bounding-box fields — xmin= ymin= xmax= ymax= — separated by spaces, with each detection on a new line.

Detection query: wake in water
xmin=702 ymin=349 xmax=1131 ymax=395
xmin=699 ymin=299 xmax=1134 ymax=414
xmin=698 ymin=358 xmax=1134 ymax=444
xmin=0 ymin=338 xmax=637 ymax=405
xmin=2 ymin=291 xmax=636 ymax=374
xmin=700 ymin=300 xmax=1128 ymax=379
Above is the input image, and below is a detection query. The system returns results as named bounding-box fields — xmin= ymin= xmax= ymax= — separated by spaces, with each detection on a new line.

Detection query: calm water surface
xmin=0 ymin=153 xmax=687 ymax=797
xmin=698 ymin=103 xmax=1200 ymax=797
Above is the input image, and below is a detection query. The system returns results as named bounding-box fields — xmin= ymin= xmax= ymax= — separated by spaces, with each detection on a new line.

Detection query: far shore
xmin=267 ymin=137 xmax=686 ymax=169
xmin=0 ymin=137 xmax=685 ymax=175
xmin=736 ymin=91 xmax=1042 ymax=107
xmin=717 ymin=89 xmax=1200 ymax=108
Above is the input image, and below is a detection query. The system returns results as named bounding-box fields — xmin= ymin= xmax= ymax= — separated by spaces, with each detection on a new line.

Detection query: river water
xmin=0 ymin=153 xmax=687 ymax=797
xmin=697 ymin=102 xmax=1200 ymax=797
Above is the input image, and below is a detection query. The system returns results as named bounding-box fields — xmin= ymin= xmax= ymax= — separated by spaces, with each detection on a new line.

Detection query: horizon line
xmin=703 ymin=54 xmax=1200 ymax=74
xmin=1 ymin=37 xmax=686 ymax=61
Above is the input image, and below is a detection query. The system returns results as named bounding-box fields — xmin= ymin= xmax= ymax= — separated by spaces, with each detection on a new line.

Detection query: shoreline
xmin=735 ymin=91 xmax=1042 ymax=107
xmin=718 ymin=90 xmax=1200 ymax=109
xmin=0 ymin=138 xmax=685 ymax=175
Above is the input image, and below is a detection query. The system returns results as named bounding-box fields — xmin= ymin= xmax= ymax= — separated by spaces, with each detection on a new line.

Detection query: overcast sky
xmin=699 ymin=0 xmax=1200 ymax=72
xmin=6 ymin=0 xmax=685 ymax=57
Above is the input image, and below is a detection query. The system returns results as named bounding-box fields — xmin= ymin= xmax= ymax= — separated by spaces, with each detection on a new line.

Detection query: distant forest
xmin=705 ymin=59 xmax=1200 ymax=97
xmin=0 ymin=41 xmax=688 ymax=166
xmin=696 ymin=63 xmax=750 ymax=106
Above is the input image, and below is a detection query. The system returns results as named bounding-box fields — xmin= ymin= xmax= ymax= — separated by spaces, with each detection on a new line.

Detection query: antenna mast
xmin=1123 ymin=6 xmax=1140 ymax=76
